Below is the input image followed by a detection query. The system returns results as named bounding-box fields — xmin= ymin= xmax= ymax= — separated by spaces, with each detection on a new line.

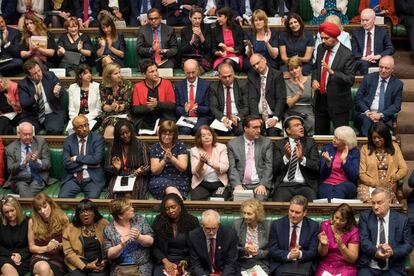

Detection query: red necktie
xmin=83 ymin=0 xmax=88 ymax=22
xmin=209 ymin=238 xmax=215 ymax=271
xmin=75 ymin=138 xmax=85 ymax=183
xmin=226 ymin=86 xmax=232 ymax=119
xmin=289 ymin=225 xmax=297 ymax=250
xmin=366 ymin=31 xmax=372 ymax=56
xmin=320 ymin=49 xmax=331 ymax=94
xmin=153 ymin=28 xmax=161 ymax=65
xmin=189 ymin=84 xmax=195 ymax=117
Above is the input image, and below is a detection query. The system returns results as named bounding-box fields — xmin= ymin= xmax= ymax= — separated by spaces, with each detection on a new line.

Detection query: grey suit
xmin=232 ymin=218 xmax=270 ymax=273
xmin=5 ymin=137 xmax=54 ymax=197
xmin=228 ymin=135 xmax=273 ymax=200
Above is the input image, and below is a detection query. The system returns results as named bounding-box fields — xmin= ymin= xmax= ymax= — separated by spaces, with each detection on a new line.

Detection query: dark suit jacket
xmin=72 ymin=0 xmax=100 ymax=21
xmin=247 ymin=66 xmax=286 ymax=120
xmin=136 ymin=23 xmax=178 ymax=62
xmin=160 ymin=0 xmax=198 ymax=19
xmin=351 ymin=26 xmax=395 ymax=60
xmin=129 ymin=0 xmax=162 ymax=26
xmin=396 ymin=0 xmax=414 ymax=16
xmin=175 ymin=77 xmax=211 ymax=120
xmin=180 ymin=23 xmax=212 ymax=63
xmin=62 ymin=132 xmax=105 ymax=186
xmin=230 ymin=0 xmax=264 ymax=18
xmin=228 ymin=135 xmax=273 ymax=188
xmin=267 ymin=0 xmax=299 ymax=16
xmin=189 ymin=225 xmax=240 ymax=276
xmin=18 ymin=71 xmax=65 ymax=123
xmin=5 ymin=137 xmax=54 ymax=187
xmin=91 ymin=0 xmax=130 ymax=22
xmin=358 ymin=209 xmax=414 ymax=274
xmin=211 ymin=24 xmax=245 ymax=58
xmin=44 ymin=0 xmax=73 ymax=15
xmin=273 ymin=137 xmax=320 ymax=192
xmin=312 ymin=43 xmax=355 ymax=114
xmin=198 ymin=0 xmax=225 ymax=13
xmin=1 ymin=0 xmax=18 ymax=24
xmin=209 ymin=79 xmax=249 ymax=122
xmin=355 ymin=72 xmax=403 ymax=124
xmin=0 ymin=27 xmax=21 ymax=59
xmin=268 ymin=216 xmax=319 ymax=274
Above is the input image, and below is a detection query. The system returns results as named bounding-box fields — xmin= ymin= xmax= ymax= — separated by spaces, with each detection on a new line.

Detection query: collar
xmin=260 ymin=67 xmax=269 ymax=79
xmin=77 ymin=135 xmax=88 ymax=143
xmin=378 ymin=210 xmax=390 ymax=224
xmin=222 ymin=83 xmax=234 ymax=90
xmin=187 ymin=78 xmax=198 ymax=87
xmin=288 ymin=137 xmax=301 ymax=144
xmin=365 ymin=26 xmax=375 ymax=35
xmin=290 ymin=220 xmax=303 ymax=229
xmin=243 ymin=135 xmax=255 ymax=145
xmin=378 ymin=75 xmax=391 ymax=83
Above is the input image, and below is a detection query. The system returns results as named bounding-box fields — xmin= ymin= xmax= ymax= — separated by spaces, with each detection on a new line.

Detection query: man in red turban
xmin=319 ymin=22 xmax=341 ymax=39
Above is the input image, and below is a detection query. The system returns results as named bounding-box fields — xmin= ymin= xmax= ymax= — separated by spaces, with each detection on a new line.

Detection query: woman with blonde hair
xmin=0 ymin=195 xmax=31 ymax=276
xmin=0 ymin=76 xmax=22 ymax=135
xmin=233 ymin=199 xmax=270 ymax=273
xmin=28 ymin=193 xmax=69 ymax=276
xmin=98 ymin=63 xmax=132 ymax=138
xmin=319 ymin=126 xmax=360 ymax=200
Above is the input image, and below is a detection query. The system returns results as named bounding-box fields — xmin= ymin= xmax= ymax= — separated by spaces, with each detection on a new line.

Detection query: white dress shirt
xmin=369 ymin=76 xmax=390 ymax=112
xmin=282 ymin=137 xmax=307 ymax=183
xmin=369 ymin=210 xmax=390 ymax=270
xmin=363 ymin=26 xmax=376 ymax=57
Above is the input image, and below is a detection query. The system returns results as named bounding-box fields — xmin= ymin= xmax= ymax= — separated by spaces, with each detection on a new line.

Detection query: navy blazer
xmin=0 ymin=27 xmax=21 ymax=59
xmin=129 ymin=0 xmax=161 ymax=26
xmin=230 ymin=0 xmax=264 ymax=18
xmin=189 ymin=225 xmax=241 ymax=276
xmin=62 ymin=132 xmax=105 ymax=186
xmin=355 ymin=72 xmax=403 ymax=123
xmin=319 ymin=143 xmax=360 ymax=185
xmin=1 ymin=0 xmax=18 ymax=24
xmin=175 ymin=77 xmax=211 ymax=119
xmin=358 ymin=209 xmax=414 ymax=274
xmin=351 ymin=26 xmax=395 ymax=60
xmin=268 ymin=216 xmax=319 ymax=275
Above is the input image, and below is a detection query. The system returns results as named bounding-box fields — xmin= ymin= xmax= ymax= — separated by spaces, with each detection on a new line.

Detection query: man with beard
xmin=312 ymin=22 xmax=355 ymax=135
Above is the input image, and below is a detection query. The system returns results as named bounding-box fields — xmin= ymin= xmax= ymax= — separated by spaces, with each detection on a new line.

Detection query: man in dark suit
xmin=272 ymin=116 xmax=320 ymax=202
xmin=209 ymin=63 xmax=248 ymax=136
xmin=267 ymin=0 xmax=299 ymax=17
xmin=230 ymin=0 xmax=263 ymax=25
xmin=0 ymin=15 xmax=23 ymax=76
xmin=18 ymin=59 xmax=67 ymax=134
xmin=159 ymin=0 xmax=198 ymax=26
xmin=396 ymin=0 xmax=414 ymax=59
xmin=351 ymin=8 xmax=395 ymax=75
xmin=228 ymin=115 xmax=273 ymax=201
xmin=4 ymin=122 xmax=54 ymax=197
xmin=248 ymin=53 xmax=286 ymax=136
xmin=268 ymin=195 xmax=319 ymax=276
xmin=312 ymin=22 xmax=355 ymax=135
xmin=199 ymin=0 xmax=224 ymax=16
xmin=355 ymin=56 xmax=402 ymax=136
xmin=175 ymin=59 xmax=211 ymax=135
xmin=189 ymin=209 xmax=240 ymax=276
xmin=129 ymin=0 xmax=162 ymax=26
xmin=358 ymin=187 xmax=414 ymax=275
xmin=59 ymin=115 xmax=105 ymax=198
xmin=73 ymin=0 xmax=100 ymax=27
xmin=136 ymin=8 xmax=178 ymax=68
xmin=1 ymin=0 xmax=18 ymax=25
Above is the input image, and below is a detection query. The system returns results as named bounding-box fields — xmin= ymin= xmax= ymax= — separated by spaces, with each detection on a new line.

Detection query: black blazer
xmin=312 ymin=43 xmax=355 ymax=114
xmin=211 ymin=23 xmax=245 ymax=58
xmin=44 ymin=0 xmax=73 ymax=15
xmin=129 ymin=0 xmax=162 ymax=26
xmin=267 ymin=0 xmax=299 ymax=16
xmin=230 ymin=0 xmax=264 ymax=18
xmin=272 ymin=137 xmax=320 ymax=193
xmin=1 ymin=0 xmax=19 ymax=24
xmin=247 ymin=66 xmax=286 ymax=120
xmin=0 ymin=27 xmax=21 ymax=59
xmin=180 ymin=23 xmax=212 ymax=63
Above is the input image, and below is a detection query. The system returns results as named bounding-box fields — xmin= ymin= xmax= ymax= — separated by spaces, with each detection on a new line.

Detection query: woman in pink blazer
xmin=190 ymin=125 xmax=230 ymax=200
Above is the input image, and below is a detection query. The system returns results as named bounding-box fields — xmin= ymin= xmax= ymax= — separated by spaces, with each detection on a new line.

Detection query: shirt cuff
xmin=300 ymin=157 xmax=306 ymax=166
xmin=283 ymin=155 xmax=289 ymax=165
xmin=4 ymin=41 xmax=10 ymax=48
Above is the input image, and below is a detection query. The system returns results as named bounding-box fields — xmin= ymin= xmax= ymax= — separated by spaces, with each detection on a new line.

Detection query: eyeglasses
xmin=148 ymin=17 xmax=160 ymax=21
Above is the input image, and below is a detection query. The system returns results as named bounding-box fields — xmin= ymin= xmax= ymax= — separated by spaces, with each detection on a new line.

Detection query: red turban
xmin=319 ymin=22 xmax=341 ymax=38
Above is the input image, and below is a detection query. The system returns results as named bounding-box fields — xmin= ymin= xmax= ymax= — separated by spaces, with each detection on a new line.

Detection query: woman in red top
xmin=0 ymin=77 xmax=21 ymax=134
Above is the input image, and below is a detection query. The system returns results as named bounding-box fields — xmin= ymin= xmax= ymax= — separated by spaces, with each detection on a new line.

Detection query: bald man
xmin=59 ymin=115 xmax=105 ymax=198
xmin=5 ymin=122 xmax=53 ymax=197
xmin=355 ymin=56 xmax=403 ymax=136
xmin=175 ymin=59 xmax=212 ymax=135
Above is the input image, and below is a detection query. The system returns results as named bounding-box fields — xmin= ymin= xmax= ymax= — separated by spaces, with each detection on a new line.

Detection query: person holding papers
xmin=105 ymin=119 xmax=150 ymax=199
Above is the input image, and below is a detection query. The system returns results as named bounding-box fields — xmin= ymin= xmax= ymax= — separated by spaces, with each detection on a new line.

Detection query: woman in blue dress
xmin=310 ymin=0 xmax=349 ymax=25
xmin=149 ymin=120 xmax=190 ymax=199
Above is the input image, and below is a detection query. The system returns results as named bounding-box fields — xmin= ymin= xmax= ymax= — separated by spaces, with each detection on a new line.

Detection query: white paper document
xmin=139 ymin=118 xmax=160 ymax=135
xmin=113 ymin=175 xmax=136 ymax=192
xmin=241 ymin=265 xmax=268 ymax=276
xmin=233 ymin=190 xmax=254 ymax=201
xmin=210 ymin=119 xmax=229 ymax=132
xmin=0 ymin=112 xmax=17 ymax=120
xmin=176 ymin=116 xmax=197 ymax=128
xmin=331 ymin=198 xmax=362 ymax=204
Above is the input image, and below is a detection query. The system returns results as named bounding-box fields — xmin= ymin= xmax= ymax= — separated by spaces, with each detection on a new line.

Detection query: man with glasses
xmin=4 ymin=121 xmax=53 ymax=197
xmin=59 ymin=115 xmax=105 ymax=198
xmin=189 ymin=209 xmax=240 ymax=275
xmin=136 ymin=8 xmax=178 ymax=69
xmin=248 ymin=53 xmax=286 ymax=136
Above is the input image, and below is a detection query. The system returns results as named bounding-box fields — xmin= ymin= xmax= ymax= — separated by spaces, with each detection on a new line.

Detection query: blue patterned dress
xmin=311 ymin=0 xmax=349 ymax=25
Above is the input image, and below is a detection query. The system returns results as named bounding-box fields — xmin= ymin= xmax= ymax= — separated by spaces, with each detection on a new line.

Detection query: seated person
xmin=0 ymin=15 xmax=24 ymax=76
xmin=212 ymin=7 xmax=245 ymax=72
xmin=273 ymin=116 xmax=320 ymax=202
xmin=73 ymin=0 xmax=100 ymax=28
xmin=358 ymin=188 xmax=414 ymax=275
xmin=244 ymin=9 xmax=279 ymax=70
xmin=153 ymin=193 xmax=199 ymax=275
xmin=44 ymin=0 xmax=72 ymax=27
xmin=319 ymin=126 xmax=360 ymax=200
xmin=159 ymin=0 xmax=197 ymax=26
xmin=136 ymin=8 xmax=178 ymax=69
xmin=351 ymin=0 xmax=399 ymax=26
xmin=189 ymin=209 xmax=240 ymax=275
xmin=4 ymin=122 xmax=53 ymax=197
xmin=129 ymin=0 xmax=162 ymax=26
xmin=209 ymin=63 xmax=249 ymax=136
xmin=62 ymin=199 xmax=109 ymax=275
xmin=131 ymin=60 xmax=176 ymax=132
xmin=267 ymin=0 xmax=299 ymax=17
xmin=200 ymin=0 xmax=224 ymax=16
xmin=175 ymin=59 xmax=211 ymax=135
xmin=268 ymin=195 xmax=319 ymax=276
xmin=17 ymin=0 xmax=45 ymax=30
xmin=351 ymin=8 xmax=395 ymax=75
xmin=149 ymin=120 xmax=189 ymax=199
xmin=230 ymin=0 xmax=264 ymax=26
xmin=228 ymin=115 xmax=273 ymax=201
xmin=0 ymin=77 xmax=21 ymax=135
xmin=93 ymin=0 xmax=131 ymax=25
xmin=105 ymin=119 xmax=150 ymax=199
xmin=59 ymin=115 xmax=106 ymax=198
xmin=233 ymin=199 xmax=270 ymax=274
xmin=279 ymin=13 xmax=314 ymax=75
xmin=316 ymin=203 xmax=359 ymax=276
xmin=358 ymin=122 xmax=407 ymax=203
xmin=355 ymin=55 xmax=402 ymax=136
xmin=190 ymin=126 xmax=230 ymax=200
xmin=1 ymin=0 xmax=19 ymax=24
xmin=18 ymin=59 xmax=66 ymax=135
xmin=310 ymin=0 xmax=349 ymax=25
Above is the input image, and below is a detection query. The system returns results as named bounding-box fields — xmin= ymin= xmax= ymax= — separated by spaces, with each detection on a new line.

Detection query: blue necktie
xmin=25 ymin=145 xmax=44 ymax=185
xmin=378 ymin=79 xmax=386 ymax=112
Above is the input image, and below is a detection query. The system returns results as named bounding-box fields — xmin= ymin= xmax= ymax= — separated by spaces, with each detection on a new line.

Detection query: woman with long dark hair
xmin=152 ymin=193 xmax=199 ymax=276
xmin=106 ymin=119 xmax=150 ymax=199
